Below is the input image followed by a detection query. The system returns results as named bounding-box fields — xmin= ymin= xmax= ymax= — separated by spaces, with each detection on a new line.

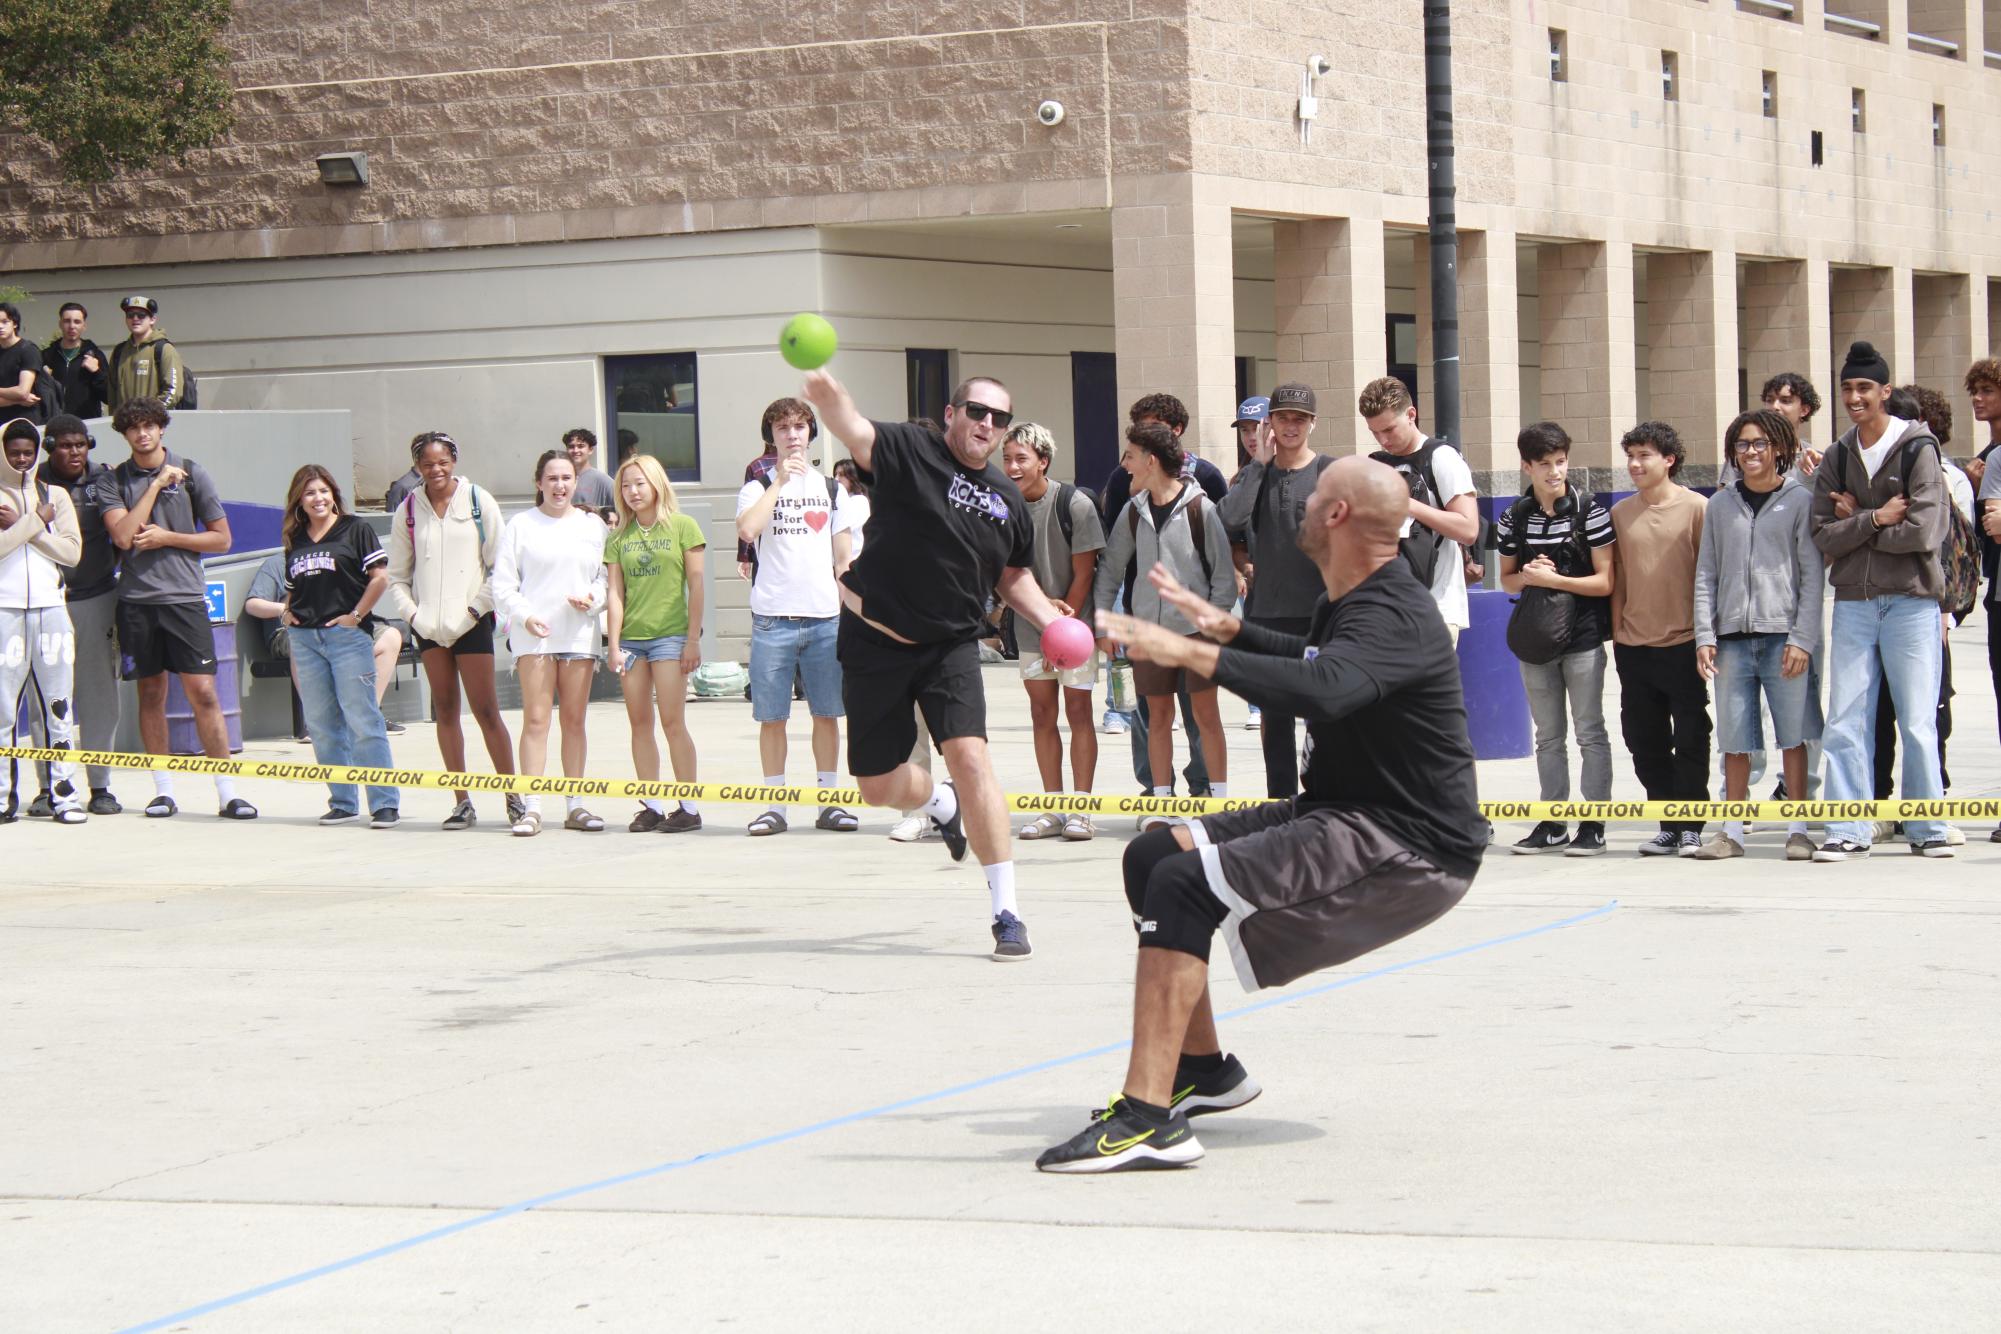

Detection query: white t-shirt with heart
xmin=735 ymin=468 xmax=855 ymax=618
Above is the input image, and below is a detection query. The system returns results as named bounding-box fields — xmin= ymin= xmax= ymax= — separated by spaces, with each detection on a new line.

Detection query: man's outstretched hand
xmin=1145 ymin=564 xmax=1240 ymax=642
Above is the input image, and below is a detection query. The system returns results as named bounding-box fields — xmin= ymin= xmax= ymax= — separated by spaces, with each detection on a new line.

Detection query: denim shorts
xmin=1713 ymin=633 xmax=1823 ymax=754
xmin=749 ymin=613 xmax=843 ymax=721
xmin=620 ymin=634 xmax=687 ymax=663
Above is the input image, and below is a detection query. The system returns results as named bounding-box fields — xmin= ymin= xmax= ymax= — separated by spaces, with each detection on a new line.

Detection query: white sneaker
xmin=1101 ymin=711 xmax=1129 ymax=735
xmin=888 ymin=814 xmax=934 ymax=843
xmin=1943 ymin=825 xmax=1966 ymax=847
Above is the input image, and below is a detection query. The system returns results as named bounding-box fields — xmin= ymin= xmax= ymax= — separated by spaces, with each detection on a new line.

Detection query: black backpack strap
xmin=1186 ymin=493 xmax=1214 ymax=585
xmin=1054 ymin=481 xmax=1076 ymax=547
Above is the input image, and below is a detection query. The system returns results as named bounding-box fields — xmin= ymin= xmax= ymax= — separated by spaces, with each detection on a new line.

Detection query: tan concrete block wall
xmin=0 ymin=3 xmax=1198 ymax=259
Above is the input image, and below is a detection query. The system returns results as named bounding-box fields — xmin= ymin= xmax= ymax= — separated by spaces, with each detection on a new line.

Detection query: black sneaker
xmin=1676 ymin=830 xmax=1704 ymax=857
xmin=369 ymin=808 xmax=400 ymax=829
xmin=1990 ymin=824 xmax=2001 ymax=844
xmin=933 ymin=781 xmax=968 ymax=862
xmin=1813 ymin=838 xmax=1871 ymax=863
xmin=1512 ymin=820 xmax=1570 ymax=855
xmin=991 ymin=910 xmax=1032 ymax=960
xmin=1036 ymin=1097 xmax=1203 ymax=1174
xmin=384 ymin=718 xmax=407 ymax=735
xmin=1910 ymin=838 xmax=1954 ymax=859
xmin=659 ymin=808 xmax=703 ymax=833
xmin=1169 ymin=1053 xmax=1262 ymax=1118
xmin=629 ymin=807 xmax=666 ymax=833
xmin=27 ymin=791 xmax=53 ymax=818
xmin=1564 ymin=822 xmax=1607 ymax=857
xmin=319 ymin=807 xmax=361 ymax=827
xmin=442 ymin=799 xmax=477 ymax=831
xmin=1637 ymin=831 xmax=1680 ymax=857
xmin=88 ymin=789 xmax=122 ymax=816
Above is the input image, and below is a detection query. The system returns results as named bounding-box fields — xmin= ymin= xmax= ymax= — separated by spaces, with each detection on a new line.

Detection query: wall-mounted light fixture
xmin=315 ymin=151 xmax=369 ymax=186
xmin=1299 ymin=54 xmax=1331 ymax=145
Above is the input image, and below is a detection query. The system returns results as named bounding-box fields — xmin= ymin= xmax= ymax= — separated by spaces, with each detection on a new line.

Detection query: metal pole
xmin=1425 ymin=0 xmax=1461 ymax=450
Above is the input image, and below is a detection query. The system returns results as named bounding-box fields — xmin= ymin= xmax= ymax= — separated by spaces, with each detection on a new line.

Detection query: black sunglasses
xmin=954 ymin=400 xmax=1014 ymax=429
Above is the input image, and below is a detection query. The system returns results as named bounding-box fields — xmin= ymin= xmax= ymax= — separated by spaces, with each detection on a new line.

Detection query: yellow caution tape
xmin=6 ymin=746 xmax=1999 ymax=823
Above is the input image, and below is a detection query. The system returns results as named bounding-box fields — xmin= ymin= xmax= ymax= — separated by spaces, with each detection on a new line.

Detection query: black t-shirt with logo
xmin=1211 ymin=560 xmax=1487 ymax=878
xmin=283 ymin=514 xmax=387 ymax=629
xmin=844 ymin=420 xmax=1033 ymax=644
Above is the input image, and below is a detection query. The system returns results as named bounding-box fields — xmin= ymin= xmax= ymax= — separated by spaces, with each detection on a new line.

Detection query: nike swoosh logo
xmin=1169 ymin=1085 xmax=1196 ymax=1106
xmin=1096 ymin=1128 xmax=1154 ymax=1155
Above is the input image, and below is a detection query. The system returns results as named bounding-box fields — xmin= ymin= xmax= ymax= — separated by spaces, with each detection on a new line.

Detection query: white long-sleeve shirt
xmin=490 ymin=506 xmax=607 ymax=657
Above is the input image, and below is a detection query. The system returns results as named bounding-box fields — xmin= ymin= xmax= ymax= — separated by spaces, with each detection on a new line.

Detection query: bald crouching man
xmin=1038 ymin=456 xmax=1487 ymax=1173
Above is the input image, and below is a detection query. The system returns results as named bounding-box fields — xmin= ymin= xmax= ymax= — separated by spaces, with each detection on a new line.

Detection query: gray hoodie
xmin=1693 ymin=476 xmax=1822 ymax=654
xmin=1809 ymin=418 xmax=1947 ymax=602
xmin=1093 ymin=482 xmax=1237 ymax=634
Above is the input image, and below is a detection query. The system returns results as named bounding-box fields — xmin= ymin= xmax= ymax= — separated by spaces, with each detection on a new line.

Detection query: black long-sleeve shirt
xmin=1211 ymin=559 xmax=1486 ymax=876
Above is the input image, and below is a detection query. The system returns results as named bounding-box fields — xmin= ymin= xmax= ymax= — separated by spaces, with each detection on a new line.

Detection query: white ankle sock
xmin=1151 ymin=785 xmax=1172 ymax=798
xmin=764 ymin=774 xmax=786 ymax=821
xmin=681 ymin=800 xmax=700 ymax=815
xmin=919 ymin=778 xmax=957 ymax=823
xmin=984 ymin=861 xmax=1018 ymax=917
xmin=153 ymin=771 xmax=174 ymax=798
xmin=1210 ymin=781 xmax=1228 ymax=798
xmin=816 ymin=770 xmax=838 ymax=795
xmin=642 ymin=798 xmax=664 ymax=815
xmin=566 ymin=794 xmax=584 ymax=814
xmin=214 ymin=775 xmax=237 ymax=804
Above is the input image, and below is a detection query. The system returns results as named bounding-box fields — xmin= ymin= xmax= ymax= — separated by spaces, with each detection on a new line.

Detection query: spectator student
xmin=108 ymin=296 xmax=189 ymax=412
xmin=1692 ymin=409 xmax=1823 ymax=862
xmin=384 ymin=431 xmax=518 ymax=831
xmin=94 ymin=398 xmax=253 ymax=819
xmin=564 ymin=427 xmax=619 ymax=521
xmin=0 ymin=304 xmax=45 ymax=424
xmin=1496 ymin=420 xmax=1617 ymax=857
xmin=1095 ymin=421 xmax=1237 ymax=828
xmin=999 ymin=421 xmax=1104 ymax=841
xmin=277 ymin=464 xmax=400 ymax=829
xmin=492 ymin=450 xmax=608 ymax=836
xmin=1359 ymin=376 xmax=1481 ymax=643
xmin=1 ymin=418 xmax=85 ymax=823
xmin=35 ymin=415 xmax=123 ymax=815
xmin=41 ymin=304 xmax=109 ymax=421
xmin=734 ymin=396 xmax=856 ymax=836
xmin=606 ymin=453 xmax=707 ymax=833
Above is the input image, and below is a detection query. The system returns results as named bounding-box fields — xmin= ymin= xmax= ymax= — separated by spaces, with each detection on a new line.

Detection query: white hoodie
xmin=1 ymin=418 xmax=82 ymax=610
xmin=384 ymin=476 xmax=503 ymax=646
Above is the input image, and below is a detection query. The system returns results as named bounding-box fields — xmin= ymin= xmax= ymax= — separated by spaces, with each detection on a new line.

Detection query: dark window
xmin=906 ymin=349 xmax=952 ymax=425
xmin=1386 ymin=313 xmax=1419 ymax=410
xmin=605 ymin=353 xmax=698 ymax=480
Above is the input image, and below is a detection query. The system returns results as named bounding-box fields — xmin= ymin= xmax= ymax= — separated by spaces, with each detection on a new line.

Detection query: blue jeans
xmin=1713 ymin=634 xmax=1822 ymax=755
xmin=749 ymin=614 xmax=842 ymax=722
xmin=1822 ymin=596 xmax=1942 ymax=845
xmin=292 ymin=625 xmax=397 ymax=814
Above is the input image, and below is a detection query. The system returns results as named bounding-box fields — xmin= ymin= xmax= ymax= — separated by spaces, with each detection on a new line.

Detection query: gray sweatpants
xmin=67 ymin=590 xmax=121 ymax=789
xmin=1518 ymin=645 xmax=1612 ymax=803
xmin=1 ymin=605 xmax=80 ymax=813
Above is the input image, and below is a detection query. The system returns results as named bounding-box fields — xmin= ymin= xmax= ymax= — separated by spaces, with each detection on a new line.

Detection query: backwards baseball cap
xmin=1233 ymin=396 xmax=1270 ymax=426
xmin=1839 ymin=339 xmax=1891 ymax=387
xmin=120 ymin=294 xmax=159 ymax=315
xmin=1268 ymin=382 xmax=1317 ymax=416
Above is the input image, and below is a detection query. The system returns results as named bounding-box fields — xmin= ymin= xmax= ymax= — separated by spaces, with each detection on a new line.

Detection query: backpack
xmin=403 ymin=483 xmax=491 ymax=552
xmin=1370 ymin=438 xmax=1451 ymax=586
xmin=747 ymin=471 xmax=842 ymax=585
xmin=1832 ymin=433 xmax=1978 ymax=618
xmin=1501 ymin=488 xmax=1595 ymax=666
xmin=1125 ymin=489 xmax=1216 ymax=588
xmin=111 ymin=337 xmax=198 ymax=409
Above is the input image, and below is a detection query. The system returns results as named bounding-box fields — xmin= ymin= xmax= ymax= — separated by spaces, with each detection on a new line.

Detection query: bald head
xmin=1326 ymin=456 xmax=1412 ymax=542
xmin=1297 ymin=455 xmax=1411 ymax=577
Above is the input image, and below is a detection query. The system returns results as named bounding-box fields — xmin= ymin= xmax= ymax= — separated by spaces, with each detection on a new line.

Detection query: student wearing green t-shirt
xmin=606 ymin=453 xmax=708 ymax=832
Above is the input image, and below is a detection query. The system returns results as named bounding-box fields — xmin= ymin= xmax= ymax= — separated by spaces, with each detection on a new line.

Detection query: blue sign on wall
xmin=205 ymin=580 xmax=227 ymax=622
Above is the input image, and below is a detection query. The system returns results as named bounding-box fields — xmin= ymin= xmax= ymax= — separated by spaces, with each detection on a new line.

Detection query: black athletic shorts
xmin=412 ymin=612 xmax=497 ymax=656
xmin=116 ymin=600 xmax=217 ymax=680
xmin=838 ymin=610 xmax=987 ymax=778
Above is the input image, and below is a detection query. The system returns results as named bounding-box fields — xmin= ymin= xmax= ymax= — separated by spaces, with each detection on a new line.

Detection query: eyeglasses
xmin=954 ymin=400 xmax=1014 ymax=429
xmin=1734 ymin=437 xmax=1773 ymax=453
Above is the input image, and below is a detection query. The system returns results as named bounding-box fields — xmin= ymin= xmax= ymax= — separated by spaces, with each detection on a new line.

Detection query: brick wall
xmin=0 ymin=1 xmax=1198 ymax=260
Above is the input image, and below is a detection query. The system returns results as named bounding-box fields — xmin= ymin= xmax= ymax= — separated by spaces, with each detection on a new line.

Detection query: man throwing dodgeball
xmin=802 ymin=371 xmax=1067 ymax=960
xmin=1038 ymin=457 xmax=1485 ymax=1171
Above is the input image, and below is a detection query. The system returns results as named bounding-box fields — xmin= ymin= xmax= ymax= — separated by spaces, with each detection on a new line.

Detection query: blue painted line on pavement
xmin=113 ymin=899 xmax=1617 ymax=1333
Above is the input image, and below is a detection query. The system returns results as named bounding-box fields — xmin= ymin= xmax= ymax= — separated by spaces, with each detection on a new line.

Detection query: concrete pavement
xmin=4 ymin=615 xmax=1999 ymax=1332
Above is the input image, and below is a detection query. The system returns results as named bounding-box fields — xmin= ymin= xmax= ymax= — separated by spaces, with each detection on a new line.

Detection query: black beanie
xmin=44 ymin=413 xmax=88 ymax=441
xmin=1839 ymin=340 xmax=1891 ymax=386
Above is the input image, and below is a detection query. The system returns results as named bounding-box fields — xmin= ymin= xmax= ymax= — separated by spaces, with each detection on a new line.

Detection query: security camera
xmin=1036 ymin=99 xmax=1066 ymax=127
xmin=1307 ymin=54 xmax=1331 ymax=77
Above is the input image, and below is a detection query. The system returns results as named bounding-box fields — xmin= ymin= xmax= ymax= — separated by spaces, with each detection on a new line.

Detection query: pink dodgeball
xmin=1041 ymin=615 xmax=1095 ymax=670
